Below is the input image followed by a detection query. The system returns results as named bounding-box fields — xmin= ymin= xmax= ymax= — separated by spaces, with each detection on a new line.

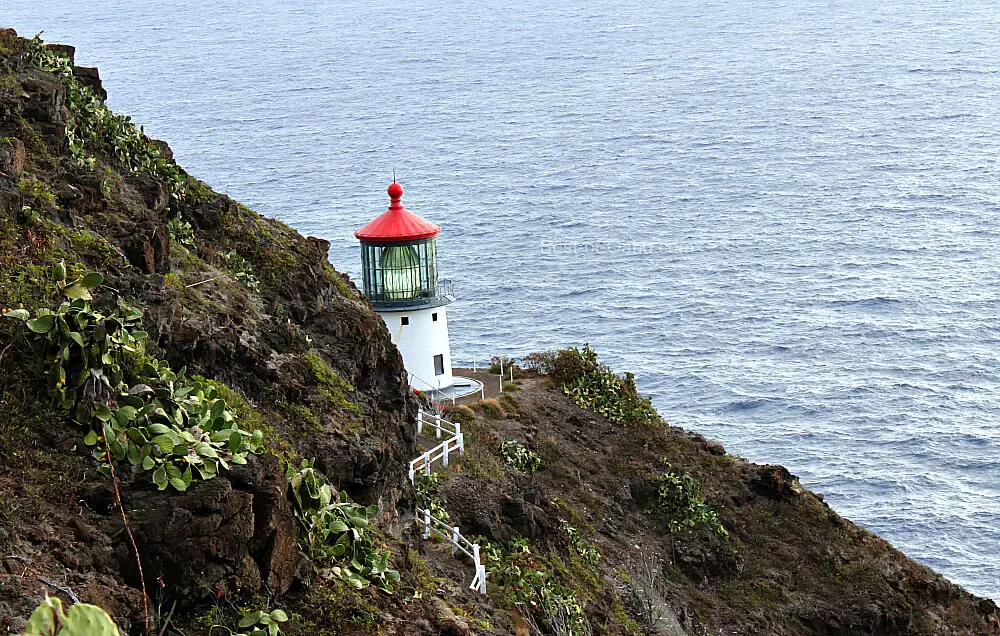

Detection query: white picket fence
xmin=409 ymin=407 xmax=486 ymax=594
xmin=408 ymin=408 xmax=465 ymax=482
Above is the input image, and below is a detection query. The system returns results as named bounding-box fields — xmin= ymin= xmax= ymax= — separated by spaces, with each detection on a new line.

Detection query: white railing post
xmin=499 ymin=358 xmax=504 ymax=393
xmin=443 ymin=441 xmax=450 ymax=467
xmin=472 ymin=543 xmax=485 ymax=594
xmin=455 ymin=422 xmax=464 ymax=455
xmin=417 ymin=408 xmax=424 ymax=435
xmin=435 ymin=413 xmax=442 ymax=439
xmin=451 ymin=526 xmax=460 ymax=555
xmin=424 ymin=454 xmax=431 ymax=475
xmin=408 ymin=465 xmax=415 ymax=484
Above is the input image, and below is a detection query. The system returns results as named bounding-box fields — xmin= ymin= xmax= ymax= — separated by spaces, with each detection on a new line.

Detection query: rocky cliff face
xmin=0 ymin=29 xmax=416 ymax=632
xmin=0 ymin=29 xmax=997 ymax=636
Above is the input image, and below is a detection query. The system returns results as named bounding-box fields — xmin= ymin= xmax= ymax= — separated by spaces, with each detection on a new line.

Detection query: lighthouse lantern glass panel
xmin=381 ymin=245 xmax=420 ymax=299
xmin=360 ymin=238 xmax=438 ymax=303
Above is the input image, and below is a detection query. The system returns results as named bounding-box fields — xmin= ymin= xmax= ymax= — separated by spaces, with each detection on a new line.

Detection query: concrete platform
xmin=425 ymin=375 xmax=484 ymax=403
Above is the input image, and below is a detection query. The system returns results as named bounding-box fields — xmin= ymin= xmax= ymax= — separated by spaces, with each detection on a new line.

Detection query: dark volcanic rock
xmin=123 ymin=455 xmax=298 ymax=605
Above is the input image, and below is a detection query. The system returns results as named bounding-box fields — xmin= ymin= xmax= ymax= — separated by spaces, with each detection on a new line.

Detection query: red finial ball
xmin=387 ymin=182 xmax=403 ymax=199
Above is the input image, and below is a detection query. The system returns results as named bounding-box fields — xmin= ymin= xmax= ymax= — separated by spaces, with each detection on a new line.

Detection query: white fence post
xmin=423 ymin=509 xmax=431 ymax=540
xmin=435 ymin=413 xmax=442 ymax=439
xmin=451 ymin=526 xmax=460 ymax=555
xmin=443 ymin=441 xmax=450 ymax=467
xmin=417 ymin=408 xmax=423 ymax=435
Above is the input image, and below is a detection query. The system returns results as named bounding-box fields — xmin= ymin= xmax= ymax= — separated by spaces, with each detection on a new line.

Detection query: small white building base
xmin=379 ymin=305 xmax=453 ymax=392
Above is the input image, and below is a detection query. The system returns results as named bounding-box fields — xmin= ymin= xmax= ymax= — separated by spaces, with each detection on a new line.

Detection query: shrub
xmin=500 ymin=439 xmax=542 ymax=475
xmin=481 ymin=538 xmax=591 ymax=636
xmin=474 ymin=398 xmax=506 ymax=419
xmin=488 ymin=355 xmax=522 ymax=378
xmin=557 ymin=346 xmax=659 ymax=427
xmin=220 ymin=249 xmax=259 ymax=291
xmin=167 ymin=218 xmax=194 ymax=246
xmin=522 ymin=351 xmax=557 ymax=374
xmin=413 ymin=470 xmax=449 ymax=522
xmin=648 ymin=461 xmax=727 ymax=538
xmin=286 ymin=459 xmax=399 ymax=592
xmin=442 ymin=404 xmax=475 ymax=425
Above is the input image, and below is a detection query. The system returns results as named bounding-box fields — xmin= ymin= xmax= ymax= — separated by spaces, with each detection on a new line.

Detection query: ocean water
xmin=8 ymin=0 xmax=1000 ymax=600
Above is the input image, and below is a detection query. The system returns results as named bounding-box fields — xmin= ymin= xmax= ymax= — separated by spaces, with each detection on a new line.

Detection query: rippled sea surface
xmin=10 ymin=0 xmax=1000 ymax=599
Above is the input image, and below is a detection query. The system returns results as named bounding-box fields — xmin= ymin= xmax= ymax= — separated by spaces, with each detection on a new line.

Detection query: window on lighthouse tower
xmin=380 ymin=245 xmax=420 ymax=300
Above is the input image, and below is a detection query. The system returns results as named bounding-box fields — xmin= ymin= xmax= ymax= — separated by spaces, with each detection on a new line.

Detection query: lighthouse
xmin=355 ymin=182 xmax=456 ymax=393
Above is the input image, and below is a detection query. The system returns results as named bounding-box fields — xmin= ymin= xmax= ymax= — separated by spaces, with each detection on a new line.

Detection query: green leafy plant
xmin=22 ymin=595 xmax=120 ymax=636
xmin=500 ymin=438 xmax=542 ymax=475
xmin=649 ymin=461 xmax=727 ymax=538
xmin=286 ymin=459 xmax=400 ymax=592
xmin=25 ymin=34 xmax=187 ymax=199
xmin=228 ymin=608 xmax=288 ymax=636
xmin=220 ymin=249 xmax=260 ymax=291
xmin=2 ymin=265 xmax=133 ymax=407
xmin=414 ymin=470 xmax=449 ymax=522
xmin=89 ymin=361 xmax=265 ymax=490
xmin=167 ymin=218 xmax=194 ymax=246
xmin=562 ymin=522 xmax=601 ymax=568
xmin=2 ymin=269 xmax=265 ymax=491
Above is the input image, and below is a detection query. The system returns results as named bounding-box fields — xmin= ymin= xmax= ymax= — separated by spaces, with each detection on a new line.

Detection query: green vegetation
xmin=167 ymin=218 xmax=194 ymax=246
xmin=562 ymin=521 xmax=601 ymax=568
xmin=442 ymin=403 xmax=475 ymax=425
xmin=2 ymin=270 xmax=265 ymax=491
xmin=304 ymin=350 xmax=362 ymax=418
xmin=25 ymin=34 xmax=187 ymax=199
xmin=413 ymin=470 xmax=449 ymax=522
xmin=18 ymin=177 xmax=57 ymax=205
xmin=22 ymin=596 xmax=119 ymax=636
xmin=487 ymin=354 xmax=522 ymax=378
xmin=500 ymin=438 xmax=542 ymax=475
xmin=532 ymin=346 xmax=660 ymax=427
xmin=227 ymin=608 xmax=289 ymax=636
xmin=286 ymin=459 xmax=400 ymax=592
xmin=219 ymin=249 xmax=260 ymax=291
xmin=481 ymin=538 xmax=592 ymax=636
xmin=473 ymin=397 xmax=506 ymax=419
xmin=294 ymin=576 xmax=382 ymax=634
xmin=649 ymin=461 xmax=727 ymax=538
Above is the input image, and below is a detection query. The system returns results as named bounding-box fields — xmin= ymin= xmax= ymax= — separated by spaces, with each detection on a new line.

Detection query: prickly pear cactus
xmin=21 ymin=595 xmax=120 ymax=636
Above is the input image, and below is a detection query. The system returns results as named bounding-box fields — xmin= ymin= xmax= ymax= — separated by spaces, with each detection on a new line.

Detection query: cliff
xmin=0 ymin=29 xmax=996 ymax=636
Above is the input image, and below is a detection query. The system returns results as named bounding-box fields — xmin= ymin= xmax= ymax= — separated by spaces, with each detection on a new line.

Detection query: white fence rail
xmin=409 ymin=408 xmax=465 ymax=482
xmin=416 ymin=508 xmax=487 ymax=594
xmin=409 ymin=408 xmax=486 ymax=594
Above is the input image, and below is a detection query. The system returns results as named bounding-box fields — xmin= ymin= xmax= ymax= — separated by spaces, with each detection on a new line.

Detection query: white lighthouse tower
xmin=355 ymin=182 xmax=456 ymax=393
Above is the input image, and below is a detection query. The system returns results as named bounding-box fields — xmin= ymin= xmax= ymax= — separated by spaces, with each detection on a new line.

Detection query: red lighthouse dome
xmin=354 ymin=182 xmax=440 ymax=242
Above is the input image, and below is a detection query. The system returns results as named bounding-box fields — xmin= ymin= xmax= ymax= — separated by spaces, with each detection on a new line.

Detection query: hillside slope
xmin=0 ymin=29 xmax=996 ymax=636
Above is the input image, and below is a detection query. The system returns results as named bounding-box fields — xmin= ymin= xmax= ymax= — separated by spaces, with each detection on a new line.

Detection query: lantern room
xmin=355 ymin=182 xmax=450 ymax=309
